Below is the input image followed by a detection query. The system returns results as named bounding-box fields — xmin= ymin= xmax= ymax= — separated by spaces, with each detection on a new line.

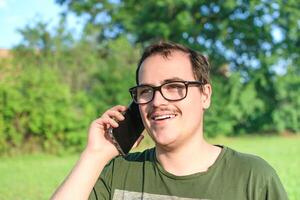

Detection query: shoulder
xmin=223 ymin=146 xmax=278 ymax=177
xmin=222 ymin=147 xmax=288 ymax=199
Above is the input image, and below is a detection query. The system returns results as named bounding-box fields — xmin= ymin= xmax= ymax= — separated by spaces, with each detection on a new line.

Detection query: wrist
xmin=82 ymin=147 xmax=118 ymax=164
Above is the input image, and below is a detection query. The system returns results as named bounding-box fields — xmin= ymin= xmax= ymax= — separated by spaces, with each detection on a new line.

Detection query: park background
xmin=0 ymin=0 xmax=299 ymax=199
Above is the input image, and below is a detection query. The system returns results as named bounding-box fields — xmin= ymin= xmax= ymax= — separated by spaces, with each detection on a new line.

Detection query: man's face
xmin=138 ymin=51 xmax=211 ymax=150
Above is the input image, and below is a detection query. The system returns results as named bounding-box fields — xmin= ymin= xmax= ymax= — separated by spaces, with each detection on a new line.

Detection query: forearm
xmin=51 ymin=149 xmax=113 ymax=200
xmin=51 ymin=105 xmax=126 ymax=200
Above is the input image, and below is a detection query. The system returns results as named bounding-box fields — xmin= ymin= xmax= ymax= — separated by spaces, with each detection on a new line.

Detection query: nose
xmin=151 ymin=89 xmax=168 ymax=106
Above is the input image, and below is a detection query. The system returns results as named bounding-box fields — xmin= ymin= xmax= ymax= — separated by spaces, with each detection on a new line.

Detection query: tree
xmin=0 ymin=16 xmax=142 ymax=154
xmin=55 ymin=0 xmax=299 ymax=135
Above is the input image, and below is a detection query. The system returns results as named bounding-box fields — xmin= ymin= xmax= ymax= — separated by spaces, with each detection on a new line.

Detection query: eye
xmin=138 ymin=87 xmax=153 ymax=95
xmin=165 ymin=82 xmax=185 ymax=90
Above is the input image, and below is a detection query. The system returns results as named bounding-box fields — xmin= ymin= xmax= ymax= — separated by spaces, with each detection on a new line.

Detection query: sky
xmin=0 ymin=0 xmax=81 ymax=49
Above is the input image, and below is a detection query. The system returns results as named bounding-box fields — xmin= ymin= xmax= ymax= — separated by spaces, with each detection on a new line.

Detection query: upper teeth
xmin=153 ymin=114 xmax=176 ymax=120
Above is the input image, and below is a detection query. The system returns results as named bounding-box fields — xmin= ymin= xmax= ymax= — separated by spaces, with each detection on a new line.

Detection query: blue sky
xmin=0 ymin=0 xmax=80 ymax=49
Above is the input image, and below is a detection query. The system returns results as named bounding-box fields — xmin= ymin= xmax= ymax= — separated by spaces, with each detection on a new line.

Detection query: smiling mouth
xmin=151 ymin=114 xmax=177 ymax=121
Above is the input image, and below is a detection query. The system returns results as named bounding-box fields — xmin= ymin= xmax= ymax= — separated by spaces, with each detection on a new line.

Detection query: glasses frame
xmin=129 ymin=80 xmax=204 ymax=105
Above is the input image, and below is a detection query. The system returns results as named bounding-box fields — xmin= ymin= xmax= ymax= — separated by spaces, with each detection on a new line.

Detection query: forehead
xmin=138 ymin=51 xmax=195 ymax=85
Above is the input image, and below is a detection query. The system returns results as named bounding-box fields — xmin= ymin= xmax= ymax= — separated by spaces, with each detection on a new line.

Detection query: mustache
xmin=147 ymin=106 xmax=180 ymax=118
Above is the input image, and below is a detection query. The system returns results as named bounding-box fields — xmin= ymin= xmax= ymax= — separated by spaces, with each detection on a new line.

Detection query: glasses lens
xmin=161 ymin=82 xmax=187 ymax=100
xmin=133 ymin=85 xmax=154 ymax=104
xmin=130 ymin=81 xmax=189 ymax=104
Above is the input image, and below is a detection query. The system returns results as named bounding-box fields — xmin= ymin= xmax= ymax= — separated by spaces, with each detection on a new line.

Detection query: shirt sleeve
xmin=260 ymin=168 xmax=288 ymax=200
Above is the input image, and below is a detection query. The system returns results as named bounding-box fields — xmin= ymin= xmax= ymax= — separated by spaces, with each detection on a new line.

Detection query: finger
xmin=132 ymin=134 xmax=144 ymax=149
xmin=105 ymin=110 xmax=125 ymax=121
xmin=92 ymin=105 xmax=127 ymax=130
xmin=94 ymin=117 xmax=119 ymax=129
xmin=111 ymin=105 xmax=127 ymax=112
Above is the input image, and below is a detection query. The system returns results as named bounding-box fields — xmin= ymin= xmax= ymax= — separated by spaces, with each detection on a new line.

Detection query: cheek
xmin=181 ymin=93 xmax=203 ymax=118
xmin=139 ymin=105 xmax=149 ymax=125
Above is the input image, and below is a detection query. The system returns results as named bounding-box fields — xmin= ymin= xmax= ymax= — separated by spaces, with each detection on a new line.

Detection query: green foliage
xmin=0 ymin=62 xmax=89 ymax=154
xmin=205 ymin=73 xmax=265 ymax=136
xmin=55 ymin=0 xmax=300 ymax=137
xmin=1 ymin=1 xmax=300 ymax=154
xmin=272 ymin=67 xmax=300 ymax=132
xmin=0 ymin=20 xmax=140 ymax=154
xmin=57 ymin=0 xmax=299 ymax=67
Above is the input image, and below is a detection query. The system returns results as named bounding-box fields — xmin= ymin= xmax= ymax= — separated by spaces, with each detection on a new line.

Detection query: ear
xmin=201 ymin=84 xmax=212 ymax=109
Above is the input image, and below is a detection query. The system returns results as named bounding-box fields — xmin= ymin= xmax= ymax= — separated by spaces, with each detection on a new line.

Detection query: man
xmin=51 ymin=41 xmax=288 ymax=200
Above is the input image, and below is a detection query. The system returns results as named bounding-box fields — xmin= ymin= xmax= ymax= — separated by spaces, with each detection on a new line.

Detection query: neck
xmin=155 ymin=137 xmax=221 ymax=176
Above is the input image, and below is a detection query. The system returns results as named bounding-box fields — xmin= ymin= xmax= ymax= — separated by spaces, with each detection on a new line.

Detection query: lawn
xmin=0 ymin=135 xmax=299 ymax=200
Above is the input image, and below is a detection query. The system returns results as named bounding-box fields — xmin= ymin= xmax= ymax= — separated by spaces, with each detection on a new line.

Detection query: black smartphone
xmin=108 ymin=102 xmax=144 ymax=156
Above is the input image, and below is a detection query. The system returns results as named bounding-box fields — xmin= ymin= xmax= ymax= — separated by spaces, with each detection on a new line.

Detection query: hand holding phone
xmin=108 ymin=102 xmax=144 ymax=156
xmin=85 ymin=105 xmax=129 ymax=160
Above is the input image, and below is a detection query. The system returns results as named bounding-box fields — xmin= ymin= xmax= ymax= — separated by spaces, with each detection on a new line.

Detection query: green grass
xmin=0 ymin=154 xmax=79 ymax=200
xmin=0 ymin=135 xmax=299 ymax=200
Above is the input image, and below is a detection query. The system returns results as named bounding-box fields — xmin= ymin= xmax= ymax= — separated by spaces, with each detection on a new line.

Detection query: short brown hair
xmin=136 ymin=41 xmax=211 ymax=88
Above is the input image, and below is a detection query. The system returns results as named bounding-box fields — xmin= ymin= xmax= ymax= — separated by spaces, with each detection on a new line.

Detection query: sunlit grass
xmin=0 ymin=154 xmax=79 ymax=200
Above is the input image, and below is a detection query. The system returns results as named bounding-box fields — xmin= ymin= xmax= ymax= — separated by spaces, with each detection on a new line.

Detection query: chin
xmin=148 ymin=129 xmax=180 ymax=148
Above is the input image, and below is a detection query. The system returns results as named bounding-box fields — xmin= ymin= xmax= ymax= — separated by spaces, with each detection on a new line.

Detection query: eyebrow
xmin=162 ymin=77 xmax=185 ymax=83
xmin=138 ymin=77 xmax=186 ymax=86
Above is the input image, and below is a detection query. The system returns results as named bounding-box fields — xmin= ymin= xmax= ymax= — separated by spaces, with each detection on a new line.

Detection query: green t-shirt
xmin=89 ymin=146 xmax=288 ymax=200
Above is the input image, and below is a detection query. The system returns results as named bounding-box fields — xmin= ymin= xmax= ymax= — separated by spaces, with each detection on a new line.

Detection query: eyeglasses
xmin=129 ymin=80 xmax=204 ymax=104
